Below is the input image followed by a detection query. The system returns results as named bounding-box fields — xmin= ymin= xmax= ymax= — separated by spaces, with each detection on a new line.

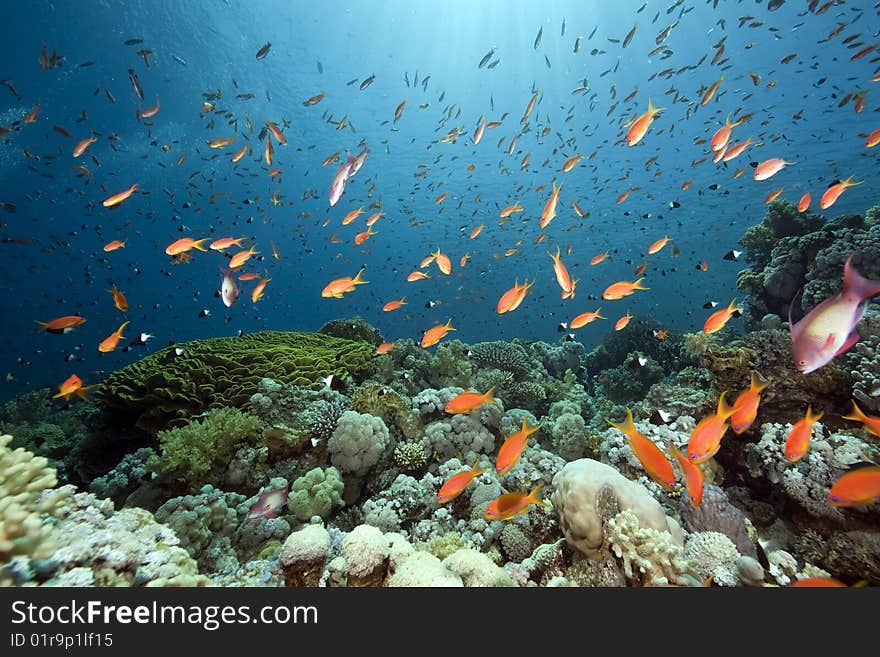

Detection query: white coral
xmin=605 ymin=509 xmax=691 ymax=586
xmin=683 ymin=531 xmax=741 ymax=586
xmin=421 ymin=413 xmax=497 ymax=465
xmin=328 ymin=411 xmax=390 ymax=477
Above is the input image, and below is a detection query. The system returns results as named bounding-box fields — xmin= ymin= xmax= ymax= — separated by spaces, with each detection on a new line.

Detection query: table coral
xmin=95 ymin=331 xmax=375 ymax=433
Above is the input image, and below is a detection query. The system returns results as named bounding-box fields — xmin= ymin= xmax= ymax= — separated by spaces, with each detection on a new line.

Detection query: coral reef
xmin=288 ymin=467 xmax=344 ymax=521
xmin=95 ymin=331 xmax=376 ymax=433
xmin=328 ymin=411 xmax=390 ymax=478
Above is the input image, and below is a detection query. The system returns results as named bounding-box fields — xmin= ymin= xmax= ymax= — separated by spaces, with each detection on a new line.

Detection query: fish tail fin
xmin=52 ymin=389 xmax=68 ymax=400
xmin=529 ymin=483 xmax=547 ymax=508
xmin=76 ymin=385 xmax=95 ymax=400
xmin=806 ymin=405 xmax=824 ymax=424
xmin=597 ymin=308 xmax=606 ymax=319
xmin=841 ymin=400 xmax=867 ymax=423
xmin=35 ymin=320 xmax=48 ymax=328
xmin=634 ymin=277 xmax=650 ymax=290
xmin=117 ymin=320 xmax=130 ymax=336
xmin=844 ymin=253 xmax=880 ymax=300
xmin=844 ymin=175 xmax=864 ymax=187
xmin=352 ymin=267 xmax=368 ymax=285
xmin=483 ymin=386 xmax=498 ymax=406
xmin=750 ymin=371 xmax=770 ymax=393
xmin=606 ymin=408 xmax=636 ymax=436
xmin=728 ymin=298 xmax=742 ymax=313
xmin=717 ymin=391 xmax=736 ymax=419
xmin=191 ymin=238 xmax=209 ymax=252
xmin=445 ymin=318 xmax=456 ymax=331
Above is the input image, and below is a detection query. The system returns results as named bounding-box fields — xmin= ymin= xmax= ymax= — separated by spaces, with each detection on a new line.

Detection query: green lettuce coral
xmin=95 ymin=331 xmax=375 ymax=433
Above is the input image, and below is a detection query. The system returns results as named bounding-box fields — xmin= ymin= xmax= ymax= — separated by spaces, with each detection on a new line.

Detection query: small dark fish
xmin=669 ymin=200 xmax=680 ymax=208
xmin=78 ymin=61 xmax=95 ymax=68
xmin=561 ymin=18 xmax=566 ymax=37
xmin=704 ymin=301 xmax=719 ymax=309
xmin=623 ymin=24 xmax=637 ymax=48
xmin=255 ymin=42 xmax=271 ymax=60
xmin=360 ymin=74 xmax=375 ymax=90
xmin=545 ymin=54 xmax=551 ymax=68
xmin=123 ymin=38 xmax=143 ymax=46
xmin=768 ymin=0 xmax=785 ymax=10
xmin=236 ymin=93 xmax=255 ymax=100
xmin=534 ymin=26 xmax=543 ymax=49
xmin=723 ymin=250 xmax=742 ymax=261
xmin=317 ymin=60 xmax=323 ymax=74
xmin=589 ymin=25 xmax=598 ymax=39
xmin=479 ymin=48 xmax=495 ymax=68
xmin=487 ymin=59 xmax=500 ymax=69
xmin=573 ymin=36 xmax=581 ymax=53
xmin=346 ymin=78 xmax=358 ymax=86
xmin=404 ymin=71 xmax=409 ymax=87
xmin=127 ymin=68 xmax=144 ymax=101
xmin=105 ymin=88 xmax=116 ymax=104
xmin=2 ymin=202 xmax=17 ymax=213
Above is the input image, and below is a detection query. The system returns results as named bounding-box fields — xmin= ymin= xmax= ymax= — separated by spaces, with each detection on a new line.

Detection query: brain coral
xmin=95 ymin=331 xmax=375 ymax=433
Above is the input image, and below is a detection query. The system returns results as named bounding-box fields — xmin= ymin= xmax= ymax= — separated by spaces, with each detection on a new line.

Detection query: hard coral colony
xmin=1 ymin=1 xmax=880 ymax=591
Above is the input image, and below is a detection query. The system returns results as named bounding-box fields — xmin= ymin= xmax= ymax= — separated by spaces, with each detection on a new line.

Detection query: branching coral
xmin=605 ymin=509 xmax=691 ymax=586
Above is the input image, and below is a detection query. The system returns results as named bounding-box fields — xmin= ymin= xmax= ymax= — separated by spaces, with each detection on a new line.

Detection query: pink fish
xmin=329 ymin=153 xmax=356 ymax=207
xmin=248 ymin=485 xmax=289 ymax=519
xmin=790 ymin=253 xmax=880 ymax=374
xmin=220 ymin=268 xmax=239 ymax=307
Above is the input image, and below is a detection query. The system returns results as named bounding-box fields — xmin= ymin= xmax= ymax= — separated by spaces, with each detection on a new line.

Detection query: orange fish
xmin=102 ymin=184 xmax=138 ymax=208
xmin=264 ymin=120 xmax=287 ymax=145
xmin=231 ymin=144 xmax=249 ymax=163
xmin=435 ymin=192 xmax=448 ymax=204
xmin=445 ymin=387 xmax=498 ymax=414
xmin=433 ymin=249 xmax=452 ymax=275
xmin=540 ymin=181 xmax=561 ymax=229
xmin=460 ymin=253 xmax=471 ymax=267
xmin=208 ymin=136 xmax=236 ymax=149
xmin=393 ymin=98 xmax=407 ymax=123
xmin=784 ymin=405 xmax=823 ymax=463
xmin=841 ymin=400 xmax=880 ymax=438
xmin=722 ymin=138 xmax=753 ymax=162
xmin=52 ymin=374 xmax=94 ymax=401
xmin=209 ymin=237 xmax=247 ymax=251
xmin=322 ymin=267 xmax=368 ymax=298
xmin=72 ymin=136 xmax=97 ymax=158
xmin=614 ymin=311 xmax=633 ymax=331
xmin=383 ymin=298 xmax=406 ymax=312
xmin=165 ymin=237 xmax=208 ymax=256
xmin=626 ymin=99 xmax=664 ymax=146
xmin=590 ymin=251 xmax=610 ymax=266
xmin=407 ymin=271 xmax=430 ymax=282
xmin=497 ymin=279 xmax=534 ymax=314
xmin=797 ymin=192 xmax=811 ymax=213
xmin=437 ymin=460 xmax=486 ymax=503
xmin=470 ymin=224 xmax=485 ymax=238
xmin=635 ymin=262 xmax=649 ymax=276
xmin=137 ymin=97 xmax=160 ymax=120
xmin=669 ymin=446 xmax=704 ymax=507
xmin=681 ymin=179 xmax=695 ymax=191
xmin=687 ymin=392 xmax=736 ymax=463
xmin=570 ymin=308 xmax=605 ymax=329
xmin=819 ymin=176 xmax=863 ymax=210
xmin=828 ymin=465 xmax=880 ymax=507
xmin=496 ymin=418 xmax=542 ymax=475
xmin=483 ymin=484 xmax=546 ymax=521
xmin=710 ymin=114 xmax=744 ymax=152
xmin=572 ymin=201 xmax=586 ymax=217
xmin=375 ymin=342 xmax=396 ymax=355
xmin=603 ymin=278 xmax=648 ymax=300
xmin=561 ymin=154 xmax=582 ymax=172
xmin=549 ymin=246 xmax=577 ymax=299
xmin=764 ymin=188 xmax=785 ymax=204
xmin=754 ymin=158 xmax=795 ymax=181
xmin=354 ymin=227 xmax=377 ymax=245
xmin=229 ymin=246 xmax=259 ymax=269
xmin=108 ymin=284 xmax=128 ymax=313
xmin=653 ymin=328 xmax=668 ymax=339
xmin=701 ymin=76 xmax=724 ymax=106
xmin=790 ymin=577 xmax=848 ymax=588
xmin=238 ymin=272 xmax=261 ymax=281
xmin=606 ymin=409 xmax=676 ymax=491
xmin=36 ymin=315 xmax=86 ymax=334
xmin=648 ymin=235 xmax=671 ymax=255
xmin=251 ymin=278 xmax=270 ymax=303
xmin=703 ymin=298 xmax=741 ymax=334
xmin=730 ymin=371 xmax=770 ymax=434
xmin=421 ymin=319 xmax=456 ymax=348
xmin=102 ymin=239 xmax=126 ymax=252
xmin=365 ymin=211 xmax=384 ymax=227
xmin=342 ymin=206 xmax=364 ymax=225
xmin=616 ymin=189 xmax=633 ymax=204
xmin=499 ymin=204 xmax=523 ymax=218
xmin=866 ymin=127 xmax=880 ymax=148
xmin=98 ymin=320 xmax=129 ymax=353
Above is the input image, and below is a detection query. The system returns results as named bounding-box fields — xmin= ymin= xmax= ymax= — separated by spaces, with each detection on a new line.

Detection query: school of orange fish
xmin=3 ymin=1 xmax=880 ymax=569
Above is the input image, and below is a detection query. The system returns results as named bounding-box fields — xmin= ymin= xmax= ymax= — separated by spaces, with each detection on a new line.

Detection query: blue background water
xmin=0 ymin=0 xmax=877 ymax=400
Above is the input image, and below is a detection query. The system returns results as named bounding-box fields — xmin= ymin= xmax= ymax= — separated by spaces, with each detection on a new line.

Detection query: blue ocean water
xmin=0 ymin=0 xmax=876 ymax=400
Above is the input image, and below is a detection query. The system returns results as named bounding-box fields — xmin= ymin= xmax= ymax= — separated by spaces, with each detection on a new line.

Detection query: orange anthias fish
xmin=137 ymin=97 xmax=160 ymax=119
xmin=496 ymin=418 xmax=542 ymax=475
xmin=209 ymin=237 xmax=247 ymax=251
xmin=407 ymin=271 xmax=430 ymax=282
xmin=421 ymin=319 xmax=455 ymax=348
xmin=72 ymin=136 xmax=97 ymax=158
xmin=828 ymin=465 xmax=880 ymax=507
xmin=102 ymin=184 xmax=138 ymax=208
xmin=342 ymin=206 xmax=364 ymax=226
xmin=229 ymin=246 xmax=259 ymax=269
xmin=165 ymin=237 xmax=208 ymax=255
xmin=561 ymin=154 xmax=582 ymax=173
xmin=208 ymin=136 xmax=236 ymax=149
xmin=549 ymin=246 xmax=577 ymax=299
xmin=102 ymin=239 xmax=126 ymax=252
xmin=591 ymin=251 xmax=610 ymax=266
xmin=701 ymin=76 xmax=724 ymax=106
xmin=322 ymin=267 xmax=368 ymax=298
xmin=483 ymin=485 xmax=546 ymax=521
xmin=437 ymin=461 xmax=486 ymax=503
xmin=383 ymin=298 xmax=406 ymax=312
xmin=703 ymin=299 xmax=742 ymax=334
xmin=784 ymin=405 xmax=824 ymax=463
xmin=445 ymin=387 xmax=498 ymax=414
xmin=669 ymin=446 xmax=704 ymax=507
xmin=797 ymin=192 xmax=811 ymax=213
xmin=626 ymin=99 xmax=664 ymax=146
xmin=730 ymin=371 xmax=770 ymax=434
xmin=603 ymin=278 xmax=648 ymax=300
xmin=251 ymin=278 xmax=270 ymax=303
xmin=615 ymin=311 xmax=633 ymax=331
xmin=687 ymin=392 xmax=736 ymax=463
xmin=710 ymin=115 xmax=744 ymax=152
xmin=764 ymin=188 xmax=785 ymax=204
xmin=354 ymin=227 xmax=377 ymax=245
xmin=606 ymin=409 xmax=676 ymax=490
xmin=469 ymin=224 xmax=485 ymax=239
xmin=108 ymin=284 xmax=128 ymax=313
xmin=866 ymin=127 xmax=880 ymax=149
xmin=433 ymin=249 xmax=452 ymax=275
xmin=841 ymin=400 xmax=880 ymax=438
xmin=722 ymin=138 xmax=753 ymax=162
xmin=648 ymin=235 xmax=671 ymax=255
xmin=53 ymin=374 xmax=94 ymax=401
xmin=540 ymin=181 xmax=561 ymax=229
xmin=570 ymin=308 xmax=605 ymax=329
xmin=231 ymin=144 xmax=249 ymax=163
xmin=790 ymin=577 xmax=848 ymax=588
xmin=819 ymin=176 xmax=863 ymax=210
xmin=36 ymin=315 xmax=86 ymax=334
xmin=98 ymin=321 xmax=130 ymax=353
xmin=754 ymin=158 xmax=795 ymax=181
xmin=375 ymin=342 xmax=395 ymax=355
xmin=497 ymin=279 xmax=534 ymax=314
